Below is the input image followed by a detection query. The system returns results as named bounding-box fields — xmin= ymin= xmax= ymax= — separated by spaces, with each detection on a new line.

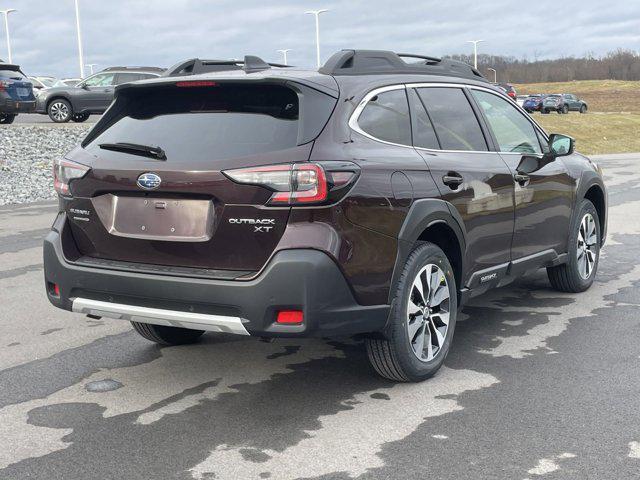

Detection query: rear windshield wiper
xmin=98 ymin=142 xmax=167 ymax=160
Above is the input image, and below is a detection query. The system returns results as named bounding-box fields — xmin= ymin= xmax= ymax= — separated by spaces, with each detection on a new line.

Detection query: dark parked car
xmin=35 ymin=66 xmax=164 ymax=123
xmin=0 ymin=61 xmax=36 ymax=124
xmin=523 ymin=94 xmax=547 ymax=113
xmin=562 ymin=93 xmax=588 ymax=113
xmin=541 ymin=94 xmax=570 ymax=114
xmin=44 ymin=50 xmax=607 ymax=382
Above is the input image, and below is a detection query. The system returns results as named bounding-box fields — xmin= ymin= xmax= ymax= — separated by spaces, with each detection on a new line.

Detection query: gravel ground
xmin=0 ymin=125 xmax=90 ymax=205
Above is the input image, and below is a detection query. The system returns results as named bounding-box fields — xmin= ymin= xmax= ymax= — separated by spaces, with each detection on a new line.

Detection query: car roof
xmin=116 ymin=50 xmax=496 ymax=99
xmin=100 ymin=66 xmax=165 ymax=75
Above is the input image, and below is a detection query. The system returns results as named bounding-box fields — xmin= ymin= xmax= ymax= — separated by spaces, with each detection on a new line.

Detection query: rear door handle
xmin=514 ymin=173 xmax=530 ymax=186
xmin=442 ymin=173 xmax=463 ymax=189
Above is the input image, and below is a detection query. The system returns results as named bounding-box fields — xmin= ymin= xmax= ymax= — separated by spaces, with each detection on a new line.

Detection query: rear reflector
xmin=276 ymin=310 xmax=303 ymax=324
xmin=176 ymin=81 xmax=218 ymax=88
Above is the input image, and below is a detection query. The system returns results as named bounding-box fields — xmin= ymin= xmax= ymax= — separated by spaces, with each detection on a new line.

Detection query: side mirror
xmin=517 ymin=134 xmax=575 ymax=174
xmin=80 ymin=83 xmax=89 ymax=90
xmin=548 ymin=133 xmax=574 ymax=157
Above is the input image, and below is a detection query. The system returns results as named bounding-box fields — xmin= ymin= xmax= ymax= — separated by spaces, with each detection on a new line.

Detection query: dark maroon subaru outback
xmin=44 ymin=50 xmax=607 ymax=382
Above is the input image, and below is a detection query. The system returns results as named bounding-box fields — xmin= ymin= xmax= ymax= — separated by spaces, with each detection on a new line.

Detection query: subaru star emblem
xmin=137 ymin=172 xmax=161 ymax=190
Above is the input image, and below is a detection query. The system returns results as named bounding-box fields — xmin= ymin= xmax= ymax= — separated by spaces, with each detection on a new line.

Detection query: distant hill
xmin=445 ymin=49 xmax=640 ymax=83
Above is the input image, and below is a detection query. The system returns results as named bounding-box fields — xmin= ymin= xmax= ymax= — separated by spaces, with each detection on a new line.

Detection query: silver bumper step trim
xmin=71 ymin=297 xmax=250 ymax=335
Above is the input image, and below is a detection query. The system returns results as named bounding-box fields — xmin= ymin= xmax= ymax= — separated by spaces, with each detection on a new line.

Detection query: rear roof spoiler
xmin=0 ymin=63 xmax=21 ymax=71
xmin=163 ymin=55 xmax=289 ymax=77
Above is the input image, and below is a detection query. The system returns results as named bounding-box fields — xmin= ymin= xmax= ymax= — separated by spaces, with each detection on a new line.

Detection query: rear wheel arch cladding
xmin=390 ymin=199 xmax=466 ymax=305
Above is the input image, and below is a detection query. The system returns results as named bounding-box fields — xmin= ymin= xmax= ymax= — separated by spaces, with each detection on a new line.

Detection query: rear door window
xmin=416 ymin=87 xmax=488 ymax=151
xmin=407 ymin=88 xmax=440 ymax=149
xmin=115 ymin=73 xmax=144 ymax=84
xmin=356 ymin=89 xmax=411 ymax=146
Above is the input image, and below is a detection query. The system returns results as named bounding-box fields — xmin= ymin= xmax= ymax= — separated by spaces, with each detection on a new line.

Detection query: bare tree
xmin=445 ymin=50 xmax=640 ymax=83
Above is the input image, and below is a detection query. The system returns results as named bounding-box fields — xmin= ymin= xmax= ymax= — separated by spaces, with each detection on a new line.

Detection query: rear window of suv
xmin=84 ymin=83 xmax=336 ymax=162
xmin=0 ymin=69 xmax=25 ymax=80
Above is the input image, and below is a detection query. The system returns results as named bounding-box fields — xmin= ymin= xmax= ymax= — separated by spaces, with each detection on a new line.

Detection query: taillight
xmin=53 ymin=158 xmax=90 ymax=196
xmin=0 ymin=81 xmax=8 ymax=92
xmin=224 ymin=163 xmax=328 ymax=205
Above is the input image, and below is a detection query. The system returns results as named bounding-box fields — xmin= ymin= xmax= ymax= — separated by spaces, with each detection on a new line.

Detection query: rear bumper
xmin=43 ymin=221 xmax=389 ymax=338
xmin=0 ymin=98 xmax=35 ymax=114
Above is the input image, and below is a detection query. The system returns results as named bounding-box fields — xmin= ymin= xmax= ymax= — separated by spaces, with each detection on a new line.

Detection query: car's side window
xmin=416 ymin=87 xmax=488 ymax=151
xmin=471 ymin=89 xmax=542 ymax=154
xmin=357 ymin=88 xmax=412 ymax=146
xmin=114 ymin=73 xmax=143 ymax=85
xmin=407 ymin=88 xmax=440 ymax=150
xmin=83 ymin=73 xmax=116 ymax=87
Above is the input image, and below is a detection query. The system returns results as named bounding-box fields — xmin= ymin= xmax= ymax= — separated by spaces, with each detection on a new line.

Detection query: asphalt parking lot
xmin=0 ymin=154 xmax=639 ymax=479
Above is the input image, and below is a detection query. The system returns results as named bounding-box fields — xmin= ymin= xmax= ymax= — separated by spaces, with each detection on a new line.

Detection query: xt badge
xmin=228 ymin=218 xmax=276 ymax=233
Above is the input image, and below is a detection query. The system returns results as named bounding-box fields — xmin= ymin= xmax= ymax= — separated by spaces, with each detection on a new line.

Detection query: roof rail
xmin=163 ymin=56 xmax=289 ymax=77
xmin=319 ymin=49 xmax=486 ymax=81
xmin=101 ymin=66 xmax=165 ymax=73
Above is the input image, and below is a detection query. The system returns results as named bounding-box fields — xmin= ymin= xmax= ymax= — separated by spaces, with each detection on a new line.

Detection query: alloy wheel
xmin=577 ymin=213 xmax=598 ymax=279
xmin=50 ymin=102 xmax=70 ymax=122
xmin=406 ymin=264 xmax=450 ymax=362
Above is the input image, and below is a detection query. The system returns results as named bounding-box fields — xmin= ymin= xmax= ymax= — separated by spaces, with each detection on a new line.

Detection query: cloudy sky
xmin=3 ymin=0 xmax=640 ymax=78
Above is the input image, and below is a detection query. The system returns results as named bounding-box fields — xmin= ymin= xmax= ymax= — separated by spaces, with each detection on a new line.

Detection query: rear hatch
xmin=62 ymin=78 xmax=337 ymax=275
xmin=0 ymin=65 xmax=35 ymax=102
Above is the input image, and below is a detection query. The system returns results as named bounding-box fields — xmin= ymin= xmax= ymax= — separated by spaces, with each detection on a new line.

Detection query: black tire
xmin=47 ymin=99 xmax=73 ymax=123
xmin=365 ymin=242 xmax=457 ymax=382
xmin=580 ymin=104 xmax=587 ymax=114
xmin=547 ymin=199 xmax=600 ymax=293
xmin=541 ymin=109 xmax=549 ymax=114
xmin=0 ymin=114 xmax=16 ymax=124
xmin=72 ymin=112 xmax=90 ymax=123
xmin=562 ymin=105 xmax=569 ymax=114
xmin=131 ymin=321 xmax=205 ymax=346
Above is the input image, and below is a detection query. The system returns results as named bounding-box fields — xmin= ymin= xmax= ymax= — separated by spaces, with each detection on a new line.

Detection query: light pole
xmin=74 ymin=0 xmax=85 ymax=78
xmin=0 ymin=9 xmax=17 ymax=64
xmin=466 ymin=39 xmax=484 ymax=70
xmin=85 ymin=63 xmax=97 ymax=75
xmin=305 ymin=9 xmax=328 ymax=68
xmin=276 ymin=49 xmax=291 ymax=65
xmin=487 ymin=67 xmax=497 ymax=83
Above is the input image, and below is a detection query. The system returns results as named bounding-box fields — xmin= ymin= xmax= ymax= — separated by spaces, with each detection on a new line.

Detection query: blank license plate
xmin=16 ymin=88 xmax=29 ymax=97
xmin=91 ymin=194 xmax=214 ymax=242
